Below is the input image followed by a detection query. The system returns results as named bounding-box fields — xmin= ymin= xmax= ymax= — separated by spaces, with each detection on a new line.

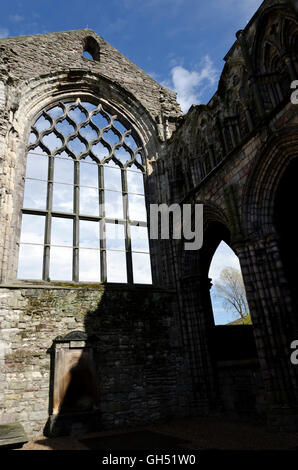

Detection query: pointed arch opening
xmin=208 ymin=241 xmax=250 ymax=325
xmin=82 ymin=36 xmax=100 ymax=61
xmin=17 ymin=98 xmax=152 ymax=285
xmin=199 ymin=221 xmax=262 ymax=418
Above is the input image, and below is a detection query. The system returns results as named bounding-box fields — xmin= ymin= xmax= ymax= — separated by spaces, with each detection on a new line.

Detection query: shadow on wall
xmin=43 ymin=286 xmax=176 ymax=437
xmin=209 ymin=324 xmax=266 ymax=420
xmin=44 ymin=329 xmax=100 ymax=437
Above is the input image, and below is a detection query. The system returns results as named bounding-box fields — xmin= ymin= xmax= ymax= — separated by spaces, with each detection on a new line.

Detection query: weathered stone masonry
xmin=0 ymin=285 xmax=187 ymax=436
xmin=1 ymin=0 xmax=298 ymax=437
xmin=162 ymin=0 xmax=298 ymax=428
xmin=0 ymin=27 xmax=187 ymax=437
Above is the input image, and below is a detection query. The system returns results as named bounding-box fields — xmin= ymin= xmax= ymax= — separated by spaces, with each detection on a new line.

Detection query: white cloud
xmin=18 ymin=244 xmax=43 ymax=279
xmin=50 ymin=246 xmax=73 ymax=280
xmin=9 ymin=14 xmax=24 ymax=23
xmin=168 ymin=55 xmax=218 ymax=113
xmin=132 ymin=252 xmax=152 ymax=284
xmin=107 ymin=250 xmax=127 ymax=282
xmin=0 ymin=27 xmax=9 ymax=38
xmin=80 ymin=248 xmax=100 ymax=281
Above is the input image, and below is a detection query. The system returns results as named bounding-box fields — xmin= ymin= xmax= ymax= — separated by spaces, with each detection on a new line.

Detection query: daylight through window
xmin=18 ymin=99 xmax=152 ymax=284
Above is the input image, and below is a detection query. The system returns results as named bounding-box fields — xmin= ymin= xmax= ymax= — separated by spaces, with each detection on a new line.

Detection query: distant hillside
xmin=227 ymin=314 xmax=252 ymax=325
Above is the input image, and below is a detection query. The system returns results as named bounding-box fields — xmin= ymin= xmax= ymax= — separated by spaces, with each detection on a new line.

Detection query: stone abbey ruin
xmin=0 ymin=0 xmax=298 ymax=438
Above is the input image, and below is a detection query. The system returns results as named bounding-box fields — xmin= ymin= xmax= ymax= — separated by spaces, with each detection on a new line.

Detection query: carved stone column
xmin=178 ymin=274 xmax=218 ymax=415
xmin=235 ymin=235 xmax=298 ymax=429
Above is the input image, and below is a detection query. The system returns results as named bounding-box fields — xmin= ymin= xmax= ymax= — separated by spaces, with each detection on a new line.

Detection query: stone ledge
xmin=0 ymin=422 xmax=28 ymax=449
xmin=0 ymin=281 xmax=176 ymax=293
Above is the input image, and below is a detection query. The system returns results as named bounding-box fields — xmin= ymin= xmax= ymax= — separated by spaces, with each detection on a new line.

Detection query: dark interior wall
xmin=210 ymin=325 xmax=258 ymax=362
xmin=274 ymin=157 xmax=298 ymax=328
xmin=210 ymin=325 xmax=265 ymax=418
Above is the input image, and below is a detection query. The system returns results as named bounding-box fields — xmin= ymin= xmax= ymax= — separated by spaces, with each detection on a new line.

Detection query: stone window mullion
xmin=122 ymin=168 xmax=133 ymax=284
xmin=18 ymin=99 xmax=152 ymax=285
xmin=99 ymin=164 xmax=106 ymax=283
xmin=43 ymin=154 xmax=54 ymax=280
xmin=73 ymin=159 xmax=80 ymax=282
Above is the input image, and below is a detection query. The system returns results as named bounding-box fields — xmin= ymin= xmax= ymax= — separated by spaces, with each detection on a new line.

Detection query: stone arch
xmin=200 ymin=202 xmax=232 ymax=278
xmin=180 ymin=200 xmax=230 ymax=280
xmin=217 ymin=58 xmax=254 ymax=152
xmin=242 ymin=126 xmax=298 ymax=240
xmin=195 ymin=107 xmax=225 ymax=178
xmin=251 ymin=4 xmax=298 ymax=74
xmin=179 ymin=199 xmax=243 ymax=329
xmin=235 ymin=129 xmax=298 ymax=411
xmin=82 ymin=36 xmax=100 ymax=61
xmin=176 ymin=200 xmax=231 ymax=413
xmin=3 ymin=70 xmax=161 ymax=282
xmin=250 ymin=4 xmax=298 ymax=109
xmin=218 ymin=58 xmax=247 ymax=99
xmin=12 ymin=70 xmax=160 ymax=160
xmin=177 ymin=200 xmax=258 ymax=414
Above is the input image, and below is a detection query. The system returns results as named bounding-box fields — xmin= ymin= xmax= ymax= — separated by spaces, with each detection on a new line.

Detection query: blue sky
xmin=1 ymin=0 xmax=263 ymax=111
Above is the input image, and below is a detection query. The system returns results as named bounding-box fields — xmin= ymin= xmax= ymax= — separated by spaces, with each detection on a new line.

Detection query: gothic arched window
xmin=17 ymin=99 xmax=152 ymax=284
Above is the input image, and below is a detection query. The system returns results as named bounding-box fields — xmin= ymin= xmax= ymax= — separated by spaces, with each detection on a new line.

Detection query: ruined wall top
xmin=0 ymin=29 xmax=182 ymax=130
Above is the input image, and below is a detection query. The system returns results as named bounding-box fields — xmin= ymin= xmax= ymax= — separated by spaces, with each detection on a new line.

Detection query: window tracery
xmin=18 ymin=99 xmax=152 ymax=284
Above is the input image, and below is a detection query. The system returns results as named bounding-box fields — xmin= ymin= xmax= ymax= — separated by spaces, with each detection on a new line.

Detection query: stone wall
xmin=210 ymin=325 xmax=266 ymax=418
xmin=0 ymin=23 xmax=186 ymax=439
xmin=0 ymin=283 xmax=187 ymax=437
xmin=1 ymin=0 xmax=298 ymax=437
xmin=0 ymin=29 xmax=181 ymax=131
xmin=216 ymin=360 xmax=266 ymax=419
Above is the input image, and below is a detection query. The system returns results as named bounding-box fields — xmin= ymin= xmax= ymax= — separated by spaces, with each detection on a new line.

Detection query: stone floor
xmin=18 ymin=416 xmax=298 ymax=450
